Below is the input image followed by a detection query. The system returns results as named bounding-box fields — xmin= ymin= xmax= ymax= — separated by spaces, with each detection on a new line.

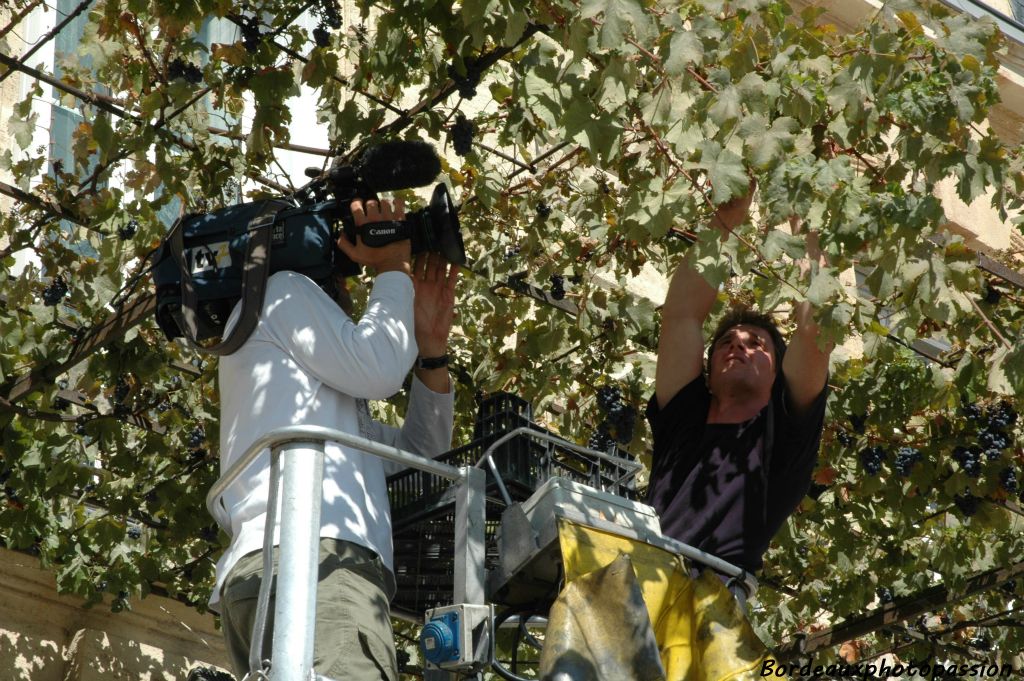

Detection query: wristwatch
xmin=416 ymin=354 xmax=449 ymax=370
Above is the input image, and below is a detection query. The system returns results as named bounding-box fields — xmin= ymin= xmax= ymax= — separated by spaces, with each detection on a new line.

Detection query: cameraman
xmin=647 ymin=190 xmax=833 ymax=607
xmin=210 ymin=197 xmax=459 ymax=680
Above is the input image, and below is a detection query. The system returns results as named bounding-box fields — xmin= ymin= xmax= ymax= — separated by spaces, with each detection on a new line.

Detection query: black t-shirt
xmin=645 ymin=375 xmax=828 ymax=573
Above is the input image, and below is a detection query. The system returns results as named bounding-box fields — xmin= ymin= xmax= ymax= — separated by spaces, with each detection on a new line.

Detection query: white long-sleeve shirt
xmin=209 ymin=270 xmax=454 ymax=611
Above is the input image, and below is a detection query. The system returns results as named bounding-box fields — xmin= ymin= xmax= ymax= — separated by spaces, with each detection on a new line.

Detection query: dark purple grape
xmin=859 ymin=446 xmax=886 ymax=476
xmin=450 ymin=114 xmax=474 ymax=156
xmin=596 ymin=385 xmax=621 ymax=413
xmin=953 ymin=492 xmax=980 ymax=517
xmin=313 ymin=26 xmax=330 ymax=48
xmin=1000 ymin=467 xmax=1018 ymax=493
xmin=549 ymin=274 xmax=565 ymax=301
xmin=893 ymin=446 xmax=921 ymax=477
xmin=42 ymin=275 xmax=68 ymax=306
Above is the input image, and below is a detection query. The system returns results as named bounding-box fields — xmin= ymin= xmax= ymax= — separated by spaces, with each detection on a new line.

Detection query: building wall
xmin=0 ymin=548 xmax=229 ymax=680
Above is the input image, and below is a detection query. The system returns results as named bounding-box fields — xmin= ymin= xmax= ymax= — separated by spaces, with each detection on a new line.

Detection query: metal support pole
xmin=271 ymin=442 xmax=325 ymax=681
xmin=453 ymin=465 xmax=487 ymax=605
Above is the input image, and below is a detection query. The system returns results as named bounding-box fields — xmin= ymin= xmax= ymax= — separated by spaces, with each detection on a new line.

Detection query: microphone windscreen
xmin=358 ymin=140 xmax=441 ymax=192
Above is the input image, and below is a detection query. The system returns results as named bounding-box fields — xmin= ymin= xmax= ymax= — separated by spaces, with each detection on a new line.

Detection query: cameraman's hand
xmin=337 ymin=198 xmax=412 ymax=277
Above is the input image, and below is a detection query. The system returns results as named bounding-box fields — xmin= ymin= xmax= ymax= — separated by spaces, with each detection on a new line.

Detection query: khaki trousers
xmin=219 ymin=538 xmax=397 ymax=681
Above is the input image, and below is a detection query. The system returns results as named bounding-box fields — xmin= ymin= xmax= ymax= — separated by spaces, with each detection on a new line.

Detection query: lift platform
xmin=206 ymin=394 xmax=757 ymax=681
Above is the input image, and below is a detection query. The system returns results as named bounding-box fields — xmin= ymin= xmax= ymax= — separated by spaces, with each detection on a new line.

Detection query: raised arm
xmin=781 ymin=222 xmax=834 ymax=415
xmin=655 ymin=189 xmax=753 ymax=409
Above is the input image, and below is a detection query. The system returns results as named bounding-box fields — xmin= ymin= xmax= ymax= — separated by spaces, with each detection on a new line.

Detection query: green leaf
xmin=664 ymin=30 xmax=703 ymax=76
xmin=93 ymin=113 xmax=114 ymax=162
xmin=708 ymin=86 xmax=742 ymax=126
xmin=696 ymin=141 xmax=749 ymax=204
xmin=579 ymin=0 xmax=654 ymax=49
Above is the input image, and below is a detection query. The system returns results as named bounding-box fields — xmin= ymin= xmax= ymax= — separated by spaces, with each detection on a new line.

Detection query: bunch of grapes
xmin=310 ymin=0 xmax=341 ymax=46
xmin=1000 ymin=467 xmax=1018 ymax=493
xmin=537 ymin=202 xmax=551 ymax=219
xmin=42 ymin=275 xmax=68 ymax=306
xmin=979 ymin=428 xmax=1010 ymax=453
xmin=953 ymin=492 xmax=980 ymax=517
xmin=126 ymin=525 xmax=142 ymax=540
xmin=118 ymin=219 xmax=138 ymax=240
xmin=596 ymin=385 xmax=621 ymax=412
xmin=447 ymin=58 xmax=481 ymax=99
xmin=962 ymin=403 xmax=983 ymax=420
xmin=549 ymin=274 xmax=565 ymax=301
xmin=953 ymin=446 xmax=981 ymax=478
xmin=188 ymin=425 xmax=205 ymax=449
xmin=167 ymin=58 xmax=203 ymax=84
xmin=312 ymin=26 xmax=331 ymax=47
xmin=450 ymin=114 xmax=474 ymax=156
xmin=239 ymin=15 xmax=262 ymax=51
xmin=314 ymin=0 xmax=342 ymax=30
xmin=858 ymin=446 xmax=886 ymax=476
xmin=113 ymin=378 xmax=131 ymax=404
xmin=587 ymin=421 xmax=615 ymax=452
xmin=836 ymin=430 xmax=854 ymax=447
xmin=893 ymin=446 xmax=922 ymax=477
xmin=876 ymin=587 xmax=894 ymax=604
xmin=983 ymin=283 xmax=1001 ymax=305
xmin=988 ymin=400 xmax=1018 ymax=429
xmin=590 ymin=385 xmax=636 ymax=449
xmin=504 ymin=245 xmax=521 ymax=261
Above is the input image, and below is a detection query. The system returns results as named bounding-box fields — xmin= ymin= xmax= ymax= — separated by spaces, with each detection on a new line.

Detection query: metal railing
xmin=206 ymin=425 xmax=486 ymax=681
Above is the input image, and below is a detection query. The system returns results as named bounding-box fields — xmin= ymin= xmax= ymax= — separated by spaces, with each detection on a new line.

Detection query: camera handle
xmin=357 ymin=219 xmax=413 ymax=247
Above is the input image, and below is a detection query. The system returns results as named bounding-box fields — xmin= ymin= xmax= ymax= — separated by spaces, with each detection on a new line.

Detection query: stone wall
xmin=0 ymin=548 xmax=230 ymax=681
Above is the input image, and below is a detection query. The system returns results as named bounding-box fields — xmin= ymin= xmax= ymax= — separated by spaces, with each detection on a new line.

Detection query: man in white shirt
xmin=211 ymin=197 xmax=459 ymax=681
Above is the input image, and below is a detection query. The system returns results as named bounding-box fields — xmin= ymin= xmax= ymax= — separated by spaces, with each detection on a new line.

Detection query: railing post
xmin=271 ymin=442 xmax=325 ymax=681
xmin=453 ymin=465 xmax=486 ymax=605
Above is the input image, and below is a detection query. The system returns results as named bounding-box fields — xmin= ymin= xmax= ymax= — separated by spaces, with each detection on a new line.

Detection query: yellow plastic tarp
xmin=542 ymin=519 xmax=776 ymax=681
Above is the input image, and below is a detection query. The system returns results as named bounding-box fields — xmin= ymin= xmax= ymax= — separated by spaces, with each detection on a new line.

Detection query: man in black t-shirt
xmin=648 ymin=191 xmax=833 ymax=583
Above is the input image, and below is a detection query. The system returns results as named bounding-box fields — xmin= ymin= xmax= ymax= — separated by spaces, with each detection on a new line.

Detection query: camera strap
xmin=359 ymin=220 xmax=412 ymax=247
xmin=168 ymin=203 xmax=282 ymax=355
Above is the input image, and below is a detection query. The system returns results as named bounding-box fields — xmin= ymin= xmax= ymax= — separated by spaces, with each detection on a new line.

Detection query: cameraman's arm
xmin=370 ymin=374 xmax=455 ymax=476
xmin=260 ymin=272 xmax=416 ymax=399
xmin=260 ymin=199 xmax=417 ymax=399
xmin=655 ymin=189 xmax=753 ymax=408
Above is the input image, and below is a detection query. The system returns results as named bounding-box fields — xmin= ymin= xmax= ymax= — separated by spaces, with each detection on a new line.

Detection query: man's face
xmin=707 ymin=324 xmax=777 ymax=396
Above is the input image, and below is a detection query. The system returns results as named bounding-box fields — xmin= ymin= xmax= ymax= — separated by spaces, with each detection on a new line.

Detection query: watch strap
xmin=416 ymin=354 xmax=449 ymax=370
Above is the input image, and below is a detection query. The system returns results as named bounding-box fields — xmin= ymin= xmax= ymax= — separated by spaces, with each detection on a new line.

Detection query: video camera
xmin=313 ymin=140 xmax=466 ymax=276
xmin=151 ymin=140 xmax=465 ymax=354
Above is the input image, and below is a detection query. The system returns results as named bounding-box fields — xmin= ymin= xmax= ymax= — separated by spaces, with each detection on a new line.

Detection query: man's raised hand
xmin=337 ymin=198 xmax=412 ymax=276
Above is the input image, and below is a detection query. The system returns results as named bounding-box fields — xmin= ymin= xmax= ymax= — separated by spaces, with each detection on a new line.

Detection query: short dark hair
xmin=707 ymin=306 xmax=787 ymax=372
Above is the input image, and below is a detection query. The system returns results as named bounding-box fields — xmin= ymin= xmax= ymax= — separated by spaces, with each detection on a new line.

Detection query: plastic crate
xmin=387 ymin=394 xmax=639 ymax=617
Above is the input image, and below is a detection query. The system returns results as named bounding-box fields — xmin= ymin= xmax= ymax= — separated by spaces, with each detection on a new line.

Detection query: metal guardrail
xmin=473 ymin=425 xmax=644 ymax=507
xmin=205 ymin=425 xmax=486 ymax=681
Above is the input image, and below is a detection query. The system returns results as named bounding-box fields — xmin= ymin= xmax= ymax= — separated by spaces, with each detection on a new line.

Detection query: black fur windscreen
xmin=358 ymin=140 xmax=441 ymax=192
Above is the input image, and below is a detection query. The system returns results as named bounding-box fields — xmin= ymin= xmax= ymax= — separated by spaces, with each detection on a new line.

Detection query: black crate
xmin=387 ymin=397 xmax=638 ymax=617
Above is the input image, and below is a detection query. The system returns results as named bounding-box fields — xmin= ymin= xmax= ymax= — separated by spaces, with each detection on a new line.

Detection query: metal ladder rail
xmin=206 ymin=425 xmax=487 ymax=681
xmin=473 ymin=426 xmax=752 ymax=591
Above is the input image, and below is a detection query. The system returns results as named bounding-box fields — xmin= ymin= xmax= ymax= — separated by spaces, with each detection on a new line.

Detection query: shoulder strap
xmin=167 ymin=204 xmax=282 ymax=356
